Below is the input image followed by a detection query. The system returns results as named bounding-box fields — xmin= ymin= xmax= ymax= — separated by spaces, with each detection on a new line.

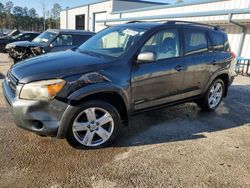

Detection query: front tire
xmin=197 ymin=79 xmax=225 ymax=111
xmin=66 ymin=100 xmax=122 ymax=149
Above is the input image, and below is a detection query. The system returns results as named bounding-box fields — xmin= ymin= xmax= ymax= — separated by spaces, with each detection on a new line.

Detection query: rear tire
xmin=66 ymin=100 xmax=122 ymax=149
xmin=197 ymin=79 xmax=225 ymax=111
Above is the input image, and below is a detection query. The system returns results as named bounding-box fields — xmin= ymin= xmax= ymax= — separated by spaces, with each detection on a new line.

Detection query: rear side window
xmin=210 ymin=32 xmax=225 ymax=52
xmin=224 ymin=35 xmax=230 ymax=51
xmin=32 ymin=34 xmax=39 ymax=39
xmin=184 ymin=30 xmax=208 ymax=55
xmin=73 ymin=35 xmax=92 ymax=46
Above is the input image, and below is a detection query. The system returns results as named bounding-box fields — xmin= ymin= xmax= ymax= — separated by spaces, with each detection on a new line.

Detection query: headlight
xmin=20 ymin=79 xmax=66 ymax=100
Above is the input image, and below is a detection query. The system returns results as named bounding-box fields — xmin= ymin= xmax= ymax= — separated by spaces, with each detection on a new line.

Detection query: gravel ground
xmin=0 ymin=53 xmax=249 ymax=188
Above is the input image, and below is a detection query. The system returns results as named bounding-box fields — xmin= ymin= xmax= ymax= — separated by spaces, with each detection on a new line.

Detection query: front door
xmin=131 ymin=29 xmax=186 ymax=110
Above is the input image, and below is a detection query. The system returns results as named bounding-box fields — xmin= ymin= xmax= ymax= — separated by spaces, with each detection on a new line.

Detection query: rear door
xmin=208 ymin=31 xmax=231 ymax=71
xmin=180 ymin=29 xmax=211 ymax=99
xmin=131 ymin=28 xmax=186 ymax=110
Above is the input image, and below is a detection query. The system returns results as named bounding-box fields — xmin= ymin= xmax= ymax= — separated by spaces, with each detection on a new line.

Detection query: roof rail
xmin=124 ymin=20 xmax=220 ymax=30
xmin=126 ymin=20 xmax=144 ymax=24
xmin=165 ymin=20 xmax=219 ymax=30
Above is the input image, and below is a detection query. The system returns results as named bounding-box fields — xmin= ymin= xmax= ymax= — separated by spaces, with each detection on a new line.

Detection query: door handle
xmin=175 ymin=65 xmax=185 ymax=72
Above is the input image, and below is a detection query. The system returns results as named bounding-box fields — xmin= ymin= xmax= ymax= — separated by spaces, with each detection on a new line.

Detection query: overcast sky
xmin=1 ymin=0 xmax=189 ymax=16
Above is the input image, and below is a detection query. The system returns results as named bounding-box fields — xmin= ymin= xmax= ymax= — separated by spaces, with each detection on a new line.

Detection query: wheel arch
xmin=215 ymin=73 xmax=229 ymax=97
xmin=57 ymin=84 xmax=130 ymax=139
xmin=71 ymin=91 xmax=129 ymax=125
xmin=203 ymin=71 xmax=230 ymax=98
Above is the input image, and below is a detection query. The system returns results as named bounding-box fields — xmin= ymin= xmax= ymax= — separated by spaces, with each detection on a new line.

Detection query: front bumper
xmin=2 ymin=80 xmax=69 ymax=136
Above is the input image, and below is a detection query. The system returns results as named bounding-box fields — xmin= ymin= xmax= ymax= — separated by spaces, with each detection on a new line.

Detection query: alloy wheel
xmin=208 ymin=82 xmax=223 ymax=109
xmin=72 ymin=107 xmax=114 ymax=147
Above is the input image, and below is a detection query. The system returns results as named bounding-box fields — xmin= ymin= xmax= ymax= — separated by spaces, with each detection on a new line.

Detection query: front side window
xmin=141 ymin=29 xmax=180 ymax=60
xmin=184 ymin=30 xmax=208 ymax=55
xmin=78 ymin=27 xmax=146 ymax=58
xmin=52 ymin=34 xmax=73 ymax=46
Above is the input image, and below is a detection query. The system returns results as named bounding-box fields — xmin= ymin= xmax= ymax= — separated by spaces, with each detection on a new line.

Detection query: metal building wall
xmin=60 ymin=0 xmax=163 ymax=32
xmin=60 ymin=6 xmax=88 ymax=30
xmin=60 ymin=1 xmax=113 ymax=31
xmin=60 ymin=11 xmax=67 ymax=29
xmin=88 ymin=1 xmax=118 ymax=32
xmin=241 ymin=27 xmax=250 ymax=57
xmin=222 ymin=25 xmax=241 ymax=55
xmin=118 ymin=0 xmax=250 ymax=19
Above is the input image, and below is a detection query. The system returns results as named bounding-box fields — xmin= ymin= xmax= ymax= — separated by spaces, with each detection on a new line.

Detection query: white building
xmin=60 ymin=0 xmax=167 ymax=32
xmin=60 ymin=0 xmax=250 ymax=58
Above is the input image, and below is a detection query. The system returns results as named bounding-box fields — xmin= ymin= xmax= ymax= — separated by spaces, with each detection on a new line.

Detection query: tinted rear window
xmin=184 ymin=29 xmax=208 ymax=55
xmin=223 ymin=34 xmax=230 ymax=51
xmin=73 ymin=35 xmax=92 ymax=46
xmin=210 ymin=32 xmax=225 ymax=52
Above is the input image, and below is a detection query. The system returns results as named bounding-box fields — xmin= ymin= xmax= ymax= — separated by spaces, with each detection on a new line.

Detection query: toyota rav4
xmin=2 ymin=21 xmax=236 ymax=148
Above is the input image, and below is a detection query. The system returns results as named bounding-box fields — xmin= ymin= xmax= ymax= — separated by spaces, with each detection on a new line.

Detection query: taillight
xmin=230 ymin=51 xmax=237 ymax=58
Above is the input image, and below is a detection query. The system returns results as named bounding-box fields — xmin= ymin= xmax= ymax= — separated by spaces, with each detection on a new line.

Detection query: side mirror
xmin=137 ymin=52 xmax=156 ymax=63
xmin=49 ymin=43 xmax=54 ymax=48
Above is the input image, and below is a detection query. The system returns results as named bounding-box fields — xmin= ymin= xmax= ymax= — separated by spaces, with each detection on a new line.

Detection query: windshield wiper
xmin=79 ymin=50 xmax=104 ymax=58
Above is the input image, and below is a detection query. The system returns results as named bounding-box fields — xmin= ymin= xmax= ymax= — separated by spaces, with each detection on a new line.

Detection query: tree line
xmin=0 ymin=1 xmax=62 ymax=32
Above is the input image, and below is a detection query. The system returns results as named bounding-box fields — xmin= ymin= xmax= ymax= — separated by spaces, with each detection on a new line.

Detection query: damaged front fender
xmin=57 ymin=72 xmax=112 ymax=100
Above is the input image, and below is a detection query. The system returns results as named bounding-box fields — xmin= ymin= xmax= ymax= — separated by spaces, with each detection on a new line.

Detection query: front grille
xmin=7 ymin=71 xmax=18 ymax=93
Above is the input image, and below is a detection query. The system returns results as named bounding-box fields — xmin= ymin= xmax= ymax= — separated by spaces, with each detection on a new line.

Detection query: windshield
xmin=78 ymin=26 xmax=146 ymax=58
xmin=11 ymin=33 xmax=23 ymax=40
xmin=32 ymin=31 xmax=57 ymax=44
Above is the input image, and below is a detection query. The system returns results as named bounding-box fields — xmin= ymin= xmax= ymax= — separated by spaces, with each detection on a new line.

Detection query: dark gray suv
xmin=2 ymin=21 xmax=236 ymax=149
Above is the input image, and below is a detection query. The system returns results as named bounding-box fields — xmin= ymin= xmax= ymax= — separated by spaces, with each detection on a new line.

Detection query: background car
xmin=0 ymin=31 xmax=39 ymax=52
xmin=1 ymin=29 xmax=20 ymax=37
xmin=6 ymin=29 xmax=95 ymax=63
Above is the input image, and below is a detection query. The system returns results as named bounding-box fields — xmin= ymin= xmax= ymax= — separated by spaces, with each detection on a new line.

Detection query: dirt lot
xmin=0 ymin=53 xmax=249 ymax=188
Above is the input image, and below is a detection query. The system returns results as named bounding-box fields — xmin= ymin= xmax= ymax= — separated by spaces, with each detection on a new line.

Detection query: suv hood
xmin=0 ymin=36 xmax=9 ymax=43
xmin=6 ymin=41 xmax=43 ymax=49
xmin=0 ymin=36 xmax=9 ymax=40
xmin=11 ymin=50 xmax=112 ymax=83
